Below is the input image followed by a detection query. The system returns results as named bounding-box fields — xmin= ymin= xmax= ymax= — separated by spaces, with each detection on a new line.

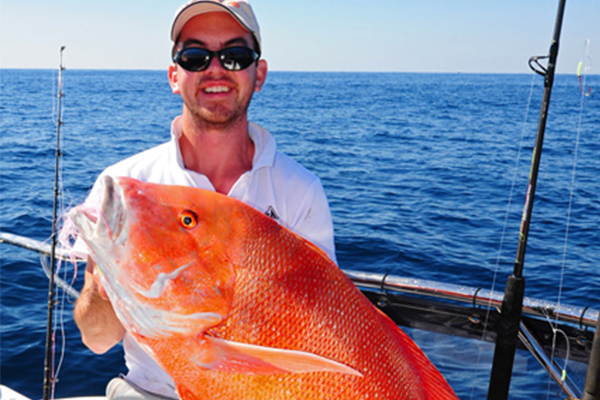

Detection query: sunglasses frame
xmin=173 ymin=46 xmax=260 ymax=72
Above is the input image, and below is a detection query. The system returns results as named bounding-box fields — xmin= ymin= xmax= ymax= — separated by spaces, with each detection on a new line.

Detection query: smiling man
xmin=72 ymin=1 xmax=337 ymax=399
xmin=169 ymin=7 xmax=266 ymax=194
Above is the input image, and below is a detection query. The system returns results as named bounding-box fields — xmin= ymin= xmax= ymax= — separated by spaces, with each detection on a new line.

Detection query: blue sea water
xmin=1 ymin=69 xmax=599 ymax=399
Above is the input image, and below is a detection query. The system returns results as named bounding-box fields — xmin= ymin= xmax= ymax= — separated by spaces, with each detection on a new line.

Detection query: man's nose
xmin=205 ymin=55 xmax=225 ymax=73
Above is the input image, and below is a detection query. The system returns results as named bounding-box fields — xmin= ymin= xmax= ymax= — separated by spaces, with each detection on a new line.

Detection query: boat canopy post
xmin=582 ymin=310 xmax=600 ymax=400
xmin=487 ymin=0 xmax=566 ymax=399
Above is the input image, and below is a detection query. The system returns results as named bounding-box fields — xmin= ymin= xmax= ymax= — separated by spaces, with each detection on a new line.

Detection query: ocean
xmin=1 ymin=69 xmax=599 ymax=399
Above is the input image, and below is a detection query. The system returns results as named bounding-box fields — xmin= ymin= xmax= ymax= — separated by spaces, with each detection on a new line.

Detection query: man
xmin=73 ymin=1 xmax=337 ymax=399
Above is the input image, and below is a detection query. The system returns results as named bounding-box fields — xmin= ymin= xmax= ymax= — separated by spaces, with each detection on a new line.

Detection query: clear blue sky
xmin=1 ymin=0 xmax=598 ymax=74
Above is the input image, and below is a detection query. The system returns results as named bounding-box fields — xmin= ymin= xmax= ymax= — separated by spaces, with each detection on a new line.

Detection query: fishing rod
xmin=43 ymin=45 xmax=66 ymax=400
xmin=582 ymin=312 xmax=600 ymax=400
xmin=486 ymin=1 xmax=567 ymax=399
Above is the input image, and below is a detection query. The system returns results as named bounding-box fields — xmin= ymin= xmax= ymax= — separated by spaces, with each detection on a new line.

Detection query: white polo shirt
xmin=83 ymin=116 xmax=337 ymax=397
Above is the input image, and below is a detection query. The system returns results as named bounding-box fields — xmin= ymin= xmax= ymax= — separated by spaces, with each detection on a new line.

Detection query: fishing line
xmin=40 ymin=254 xmax=72 ymax=399
xmin=577 ymin=41 xmax=592 ymax=96
xmin=39 ymin=251 xmax=80 ymax=299
xmin=577 ymin=0 xmax=595 ymax=96
xmin=55 ymin=264 xmax=70 ymax=397
xmin=50 ymin=60 xmax=79 ymax=399
xmin=44 ymin=60 xmax=81 ymax=398
xmin=546 ymin=84 xmax=582 ymax=397
xmin=43 ymin=46 xmax=69 ymax=400
xmin=543 ymin=308 xmax=573 ymax=397
xmin=54 ymin=60 xmax=68 ymax=400
xmin=544 ymin=4 xmax=596 ymax=397
xmin=468 ymin=74 xmax=539 ymax=400
xmin=545 ymin=34 xmax=595 ymax=400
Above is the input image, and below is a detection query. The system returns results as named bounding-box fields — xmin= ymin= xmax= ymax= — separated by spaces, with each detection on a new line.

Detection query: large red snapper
xmin=69 ymin=176 xmax=458 ymax=399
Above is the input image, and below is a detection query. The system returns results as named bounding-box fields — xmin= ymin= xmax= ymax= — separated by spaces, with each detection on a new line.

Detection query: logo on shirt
xmin=264 ymin=206 xmax=279 ymax=221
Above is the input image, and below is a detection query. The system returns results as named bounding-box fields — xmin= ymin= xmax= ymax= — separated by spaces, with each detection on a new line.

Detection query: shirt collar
xmin=247 ymin=121 xmax=276 ymax=170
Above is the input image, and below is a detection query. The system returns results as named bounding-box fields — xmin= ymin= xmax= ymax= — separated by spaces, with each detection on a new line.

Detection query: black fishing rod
xmin=582 ymin=310 xmax=600 ymax=400
xmin=43 ymin=45 xmax=66 ymax=400
xmin=582 ymin=311 xmax=600 ymax=400
xmin=486 ymin=1 xmax=566 ymax=399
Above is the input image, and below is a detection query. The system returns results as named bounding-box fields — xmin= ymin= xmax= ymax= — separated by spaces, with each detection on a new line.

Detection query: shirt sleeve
xmin=289 ymin=178 xmax=338 ymax=265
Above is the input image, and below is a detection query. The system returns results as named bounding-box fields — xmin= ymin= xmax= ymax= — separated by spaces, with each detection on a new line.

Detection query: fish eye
xmin=179 ymin=210 xmax=197 ymax=229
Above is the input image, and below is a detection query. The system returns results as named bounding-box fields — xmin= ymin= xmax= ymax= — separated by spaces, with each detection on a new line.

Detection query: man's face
xmin=169 ymin=12 xmax=267 ymax=128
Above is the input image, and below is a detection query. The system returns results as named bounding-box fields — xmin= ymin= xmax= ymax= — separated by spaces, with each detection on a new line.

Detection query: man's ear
xmin=254 ymin=59 xmax=268 ymax=93
xmin=168 ymin=64 xmax=181 ymax=94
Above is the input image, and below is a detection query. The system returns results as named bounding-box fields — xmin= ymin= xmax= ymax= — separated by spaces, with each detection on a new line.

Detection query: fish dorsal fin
xmin=194 ymin=336 xmax=362 ymax=377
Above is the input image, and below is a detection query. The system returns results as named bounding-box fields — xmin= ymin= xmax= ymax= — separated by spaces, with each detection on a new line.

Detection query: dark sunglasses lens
xmin=219 ymin=47 xmax=257 ymax=71
xmin=176 ymin=48 xmax=211 ymax=71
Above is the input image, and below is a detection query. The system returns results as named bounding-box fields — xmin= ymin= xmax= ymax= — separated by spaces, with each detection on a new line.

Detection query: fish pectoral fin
xmin=194 ymin=336 xmax=362 ymax=377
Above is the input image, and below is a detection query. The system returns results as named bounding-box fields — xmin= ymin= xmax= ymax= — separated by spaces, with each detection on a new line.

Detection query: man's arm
xmin=74 ymin=257 xmax=126 ymax=354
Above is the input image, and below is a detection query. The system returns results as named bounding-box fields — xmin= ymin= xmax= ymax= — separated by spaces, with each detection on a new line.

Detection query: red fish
xmin=70 ymin=176 xmax=458 ymax=399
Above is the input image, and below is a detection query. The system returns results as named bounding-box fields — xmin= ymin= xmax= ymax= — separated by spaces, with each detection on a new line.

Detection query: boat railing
xmin=345 ymin=269 xmax=598 ymax=329
xmin=1 ymin=230 xmax=597 ymax=397
xmin=2 ymin=231 xmax=597 ymax=329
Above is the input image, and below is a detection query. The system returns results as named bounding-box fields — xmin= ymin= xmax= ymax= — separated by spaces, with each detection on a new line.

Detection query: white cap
xmin=171 ymin=0 xmax=261 ymax=52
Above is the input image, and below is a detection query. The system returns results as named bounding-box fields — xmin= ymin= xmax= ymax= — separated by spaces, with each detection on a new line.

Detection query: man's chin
xmin=194 ymin=106 xmax=248 ymax=128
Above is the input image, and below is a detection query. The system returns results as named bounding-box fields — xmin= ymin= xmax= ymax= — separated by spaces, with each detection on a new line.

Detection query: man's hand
xmin=73 ymin=257 xmax=126 ymax=354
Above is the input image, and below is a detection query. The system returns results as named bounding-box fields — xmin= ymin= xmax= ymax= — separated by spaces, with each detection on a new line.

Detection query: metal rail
xmin=1 ymin=232 xmax=82 ymax=299
xmin=345 ymin=269 xmax=598 ymax=329
xmin=1 ymin=232 xmax=76 ymax=261
xmin=2 ymin=231 xmax=597 ymax=396
xmin=2 ymin=231 xmax=596 ymax=329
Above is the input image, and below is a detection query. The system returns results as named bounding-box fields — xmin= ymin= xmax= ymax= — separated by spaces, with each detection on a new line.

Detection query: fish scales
xmin=70 ymin=176 xmax=458 ymax=400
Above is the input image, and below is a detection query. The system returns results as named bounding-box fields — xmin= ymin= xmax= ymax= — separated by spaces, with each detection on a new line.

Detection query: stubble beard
xmin=193 ymin=101 xmax=247 ymax=129
xmin=186 ymin=82 xmax=254 ymax=130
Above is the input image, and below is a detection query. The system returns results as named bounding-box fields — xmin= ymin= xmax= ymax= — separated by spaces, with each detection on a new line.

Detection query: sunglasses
xmin=173 ymin=47 xmax=260 ymax=72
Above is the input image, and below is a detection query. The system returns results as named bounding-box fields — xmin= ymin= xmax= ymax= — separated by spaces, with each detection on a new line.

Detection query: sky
xmin=0 ymin=0 xmax=598 ymax=74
